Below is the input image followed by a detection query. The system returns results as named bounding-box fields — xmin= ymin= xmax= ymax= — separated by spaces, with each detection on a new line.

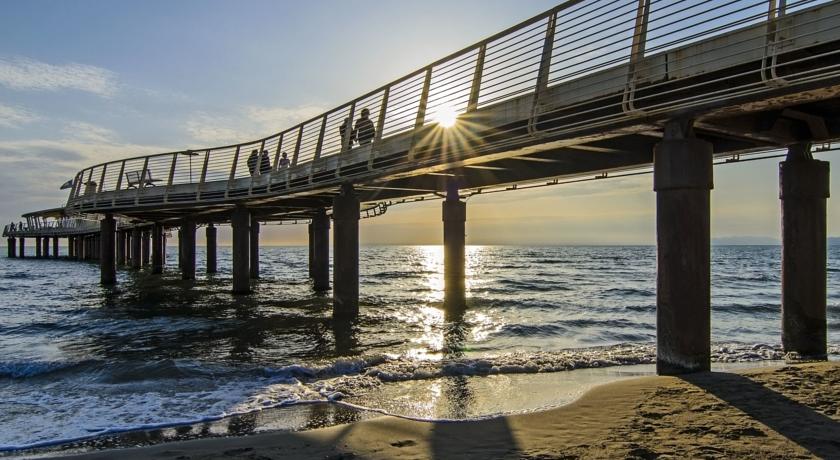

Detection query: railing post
xmin=292 ymin=124 xmax=304 ymax=166
xmin=167 ymin=153 xmax=178 ymax=186
xmin=228 ymin=146 xmax=241 ymax=182
xmin=375 ymin=89 xmax=388 ymax=144
xmin=273 ymin=133 xmax=284 ymax=170
xmin=414 ymin=67 xmax=433 ymax=130
xmin=467 ymin=44 xmax=487 ymax=112
xmin=135 ymin=158 xmax=149 ymax=205
xmin=623 ymin=0 xmax=651 ymax=113
xmin=314 ymin=114 xmax=327 ymax=160
xmin=535 ymin=13 xmax=557 ymax=96
xmin=97 ymin=164 xmax=107 ymax=193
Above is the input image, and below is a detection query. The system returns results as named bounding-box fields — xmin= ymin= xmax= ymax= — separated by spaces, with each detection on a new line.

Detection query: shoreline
xmin=39 ymin=361 xmax=840 ymax=459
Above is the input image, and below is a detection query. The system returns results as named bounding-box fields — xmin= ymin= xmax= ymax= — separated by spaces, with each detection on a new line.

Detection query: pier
xmin=4 ymin=0 xmax=840 ymax=375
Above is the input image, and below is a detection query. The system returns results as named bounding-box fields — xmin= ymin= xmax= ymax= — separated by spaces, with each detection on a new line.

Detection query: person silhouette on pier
xmin=353 ymin=108 xmax=375 ymax=146
xmin=259 ymin=150 xmax=271 ymax=174
xmin=247 ymin=149 xmax=259 ymax=176
xmin=340 ymin=117 xmax=352 ymax=149
xmin=278 ymin=152 xmax=290 ymax=169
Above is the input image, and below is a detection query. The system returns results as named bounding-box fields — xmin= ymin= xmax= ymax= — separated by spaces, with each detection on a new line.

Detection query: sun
xmin=434 ymin=105 xmax=457 ymax=128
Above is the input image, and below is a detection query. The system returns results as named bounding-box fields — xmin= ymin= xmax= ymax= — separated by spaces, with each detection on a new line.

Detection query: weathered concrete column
xmin=780 ymin=144 xmax=830 ymax=361
xmin=93 ymin=235 xmax=100 ymax=260
xmin=333 ymin=184 xmax=360 ymax=317
xmin=76 ymin=236 xmax=84 ymax=261
xmin=181 ymin=219 xmax=196 ymax=280
xmin=100 ymin=215 xmax=116 ymax=285
xmin=312 ymin=208 xmax=330 ymax=291
xmin=308 ymin=223 xmax=314 ymax=278
xmin=131 ymin=228 xmax=142 ymax=268
xmin=36 ymin=236 xmax=42 ymax=258
xmin=152 ymin=223 xmax=165 ymax=274
xmin=231 ymin=206 xmax=251 ymax=294
xmin=7 ymin=237 xmax=16 ymax=258
xmin=249 ymin=216 xmax=260 ymax=279
xmin=206 ymin=224 xmax=217 ymax=274
xmin=18 ymin=237 xmax=25 ymax=258
xmin=68 ymin=237 xmax=73 ymax=258
xmin=141 ymin=229 xmax=151 ymax=266
xmin=116 ymin=231 xmax=126 ymax=266
xmin=653 ymin=120 xmax=713 ymax=375
xmin=52 ymin=237 xmax=59 ymax=258
xmin=443 ymin=181 xmax=466 ymax=309
xmin=43 ymin=237 xmax=50 ymax=258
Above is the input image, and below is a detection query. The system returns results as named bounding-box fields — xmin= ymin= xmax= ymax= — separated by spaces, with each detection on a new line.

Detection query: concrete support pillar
xmin=333 ymin=184 xmax=360 ymax=318
xmin=443 ymin=181 xmax=466 ymax=312
xmin=18 ymin=237 xmax=25 ymax=258
xmin=206 ymin=224 xmax=217 ymax=274
xmin=76 ymin=236 xmax=84 ymax=261
xmin=141 ymin=229 xmax=150 ymax=266
xmin=68 ymin=237 xmax=74 ymax=259
xmin=181 ymin=220 xmax=196 ymax=280
xmin=780 ymin=144 xmax=830 ymax=361
xmin=100 ymin=215 xmax=116 ymax=285
xmin=152 ymin=223 xmax=165 ymax=275
xmin=231 ymin=206 xmax=251 ymax=294
xmin=131 ymin=228 xmax=142 ymax=269
xmin=52 ymin=237 xmax=59 ymax=258
xmin=43 ymin=237 xmax=50 ymax=258
xmin=36 ymin=236 xmax=42 ymax=258
xmin=116 ymin=231 xmax=126 ymax=266
xmin=308 ymin=223 xmax=314 ymax=277
xmin=653 ymin=120 xmax=713 ymax=375
xmin=312 ymin=208 xmax=330 ymax=291
xmin=249 ymin=216 xmax=260 ymax=279
xmin=93 ymin=235 xmax=100 ymax=260
xmin=7 ymin=237 xmax=16 ymax=258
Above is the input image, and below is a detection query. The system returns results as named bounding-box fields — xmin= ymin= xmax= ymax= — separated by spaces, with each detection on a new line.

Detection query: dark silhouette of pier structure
xmin=4 ymin=0 xmax=840 ymax=375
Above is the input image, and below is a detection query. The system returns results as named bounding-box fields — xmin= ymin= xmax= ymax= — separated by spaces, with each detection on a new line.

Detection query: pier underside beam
xmin=654 ymin=119 xmax=713 ymax=375
xmin=250 ymin=216 xmax=260 ymax=279
xmin=312 ymin=208 xmax=330 ymax=291
xmin=780 ymin=144 xmax=830 ymax=361
xmin=206 ymin=224 xmax=217 ymax=274
xmin=231 ymin=205 xmax=251 ymax=294
xmin=100 ymin=215 xmax=116 ymax=285
xmin=333 ymin=184 xmax=360 ymax=318
xmin=152 ymin=223 xmax=165 ymax=274
xmin=181 ymin=219 xmax=196 ymax=280
xmin=443 ymin=181 xmax=467 ymax=314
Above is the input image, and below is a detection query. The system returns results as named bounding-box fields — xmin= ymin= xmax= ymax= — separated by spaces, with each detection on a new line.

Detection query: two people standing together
xmin=340 ymin=108 xmax=375 ymax=149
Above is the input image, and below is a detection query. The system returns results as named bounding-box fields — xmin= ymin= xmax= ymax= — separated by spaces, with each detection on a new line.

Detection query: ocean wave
xmin=0 ymin=360 xmax=86 ymax=379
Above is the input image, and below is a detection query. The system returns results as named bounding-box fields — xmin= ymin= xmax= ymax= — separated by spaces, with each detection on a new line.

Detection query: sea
xmin=1 ymin=245 xmax=838 ymax=454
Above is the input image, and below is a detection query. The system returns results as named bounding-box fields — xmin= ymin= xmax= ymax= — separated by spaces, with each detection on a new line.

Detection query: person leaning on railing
xmin=277 ymin=151 xmax=290 ymax=169
xmin=353 ymin=108 xmax=375 ymax=146
xmin=247 ymin=149 xmax=259 ymax=176
xmin=259 ymin=150 xmax=271 ymax=174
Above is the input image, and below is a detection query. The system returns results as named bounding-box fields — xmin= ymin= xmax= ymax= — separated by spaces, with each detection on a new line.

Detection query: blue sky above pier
xmin=0 ymin=0 xmax=837 ymax=245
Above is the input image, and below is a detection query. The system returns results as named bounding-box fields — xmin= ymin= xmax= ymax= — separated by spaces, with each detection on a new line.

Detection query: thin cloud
xmin=185 ymin=104 xmax=326 ymax=146
xmin=62 ymin=121 xmax=117 ymax=144
xmin=0 ymin=103 xmax=40 ymax=128
xmin=0 ymin=57 xmax=118 ymax=97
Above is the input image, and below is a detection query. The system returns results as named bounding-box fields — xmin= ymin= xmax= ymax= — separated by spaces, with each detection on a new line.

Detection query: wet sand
xmin=51 ymin=362 xmax=840 ymax=459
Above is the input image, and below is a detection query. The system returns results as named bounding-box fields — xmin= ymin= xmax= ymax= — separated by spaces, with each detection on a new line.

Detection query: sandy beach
xmin=48 ymin=362 xmax=840 ymax=460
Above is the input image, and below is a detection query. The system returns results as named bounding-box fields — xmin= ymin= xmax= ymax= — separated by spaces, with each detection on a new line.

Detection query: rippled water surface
xmin=1 ymin=245 xmax=838 ymax=450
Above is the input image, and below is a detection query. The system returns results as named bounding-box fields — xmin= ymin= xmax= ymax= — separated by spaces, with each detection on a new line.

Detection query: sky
xmin=0 ymin=0 xmax=837 ymax=246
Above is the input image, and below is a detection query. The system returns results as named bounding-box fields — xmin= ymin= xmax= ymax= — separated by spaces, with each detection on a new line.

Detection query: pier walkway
xmin=4 ymin=0 xmax=840 ymax=375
